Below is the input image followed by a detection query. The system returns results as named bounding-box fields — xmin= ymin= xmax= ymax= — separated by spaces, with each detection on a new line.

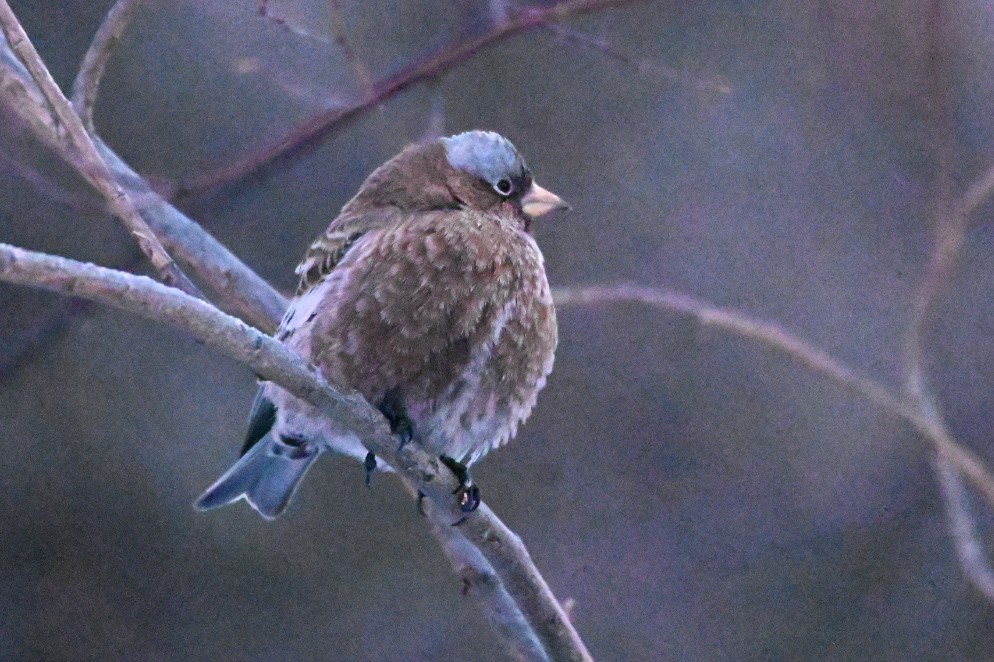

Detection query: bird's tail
xmin=195 ymin=436 xmax=320 ymax=520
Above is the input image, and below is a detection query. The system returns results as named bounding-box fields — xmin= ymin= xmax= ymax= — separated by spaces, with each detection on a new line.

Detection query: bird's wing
xmin=241 ymin=208 xmax=403 ymax=456
xmin=293 ymin=208 xmax=403 ymax=296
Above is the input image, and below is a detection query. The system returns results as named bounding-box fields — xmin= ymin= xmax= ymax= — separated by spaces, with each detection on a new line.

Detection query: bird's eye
xmin=494 ymin=178 xmax=513 ymax=196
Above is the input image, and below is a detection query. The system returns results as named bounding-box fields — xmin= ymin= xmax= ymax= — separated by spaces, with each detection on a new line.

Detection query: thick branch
xmin=0 ymin=244 xmax=590 ymax=662
xmin=0 ymin=0 xmax=200 ymax=297
xmin=176 ymin=0 xmax=637 ymax=197
xmin=408 ymin=483 xmax=549 ymax=662
xmin=1 ymin=20 xmax=579 ymax=655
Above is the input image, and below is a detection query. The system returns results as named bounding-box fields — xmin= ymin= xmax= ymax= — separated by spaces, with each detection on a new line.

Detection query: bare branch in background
xmin=542 ymin=23 xmax=731 ymax=94
xmin=0 ymin=296 xmax=92 ymax=377
xmin=259 ymin=0 xmax=375 ymax=94
xmin=490 ymin=0 xmax=512 ymax=26
xmin=418 ymin=80 xmax=446 ymax=143
xmin=327 ymin=0 xmax=374 ymax=95
xmin=70 ymin=0 xmax=142 ymax=131
xmin=935 ymin=458 xmax=994 ymax=602
xmin=0 ymin=0 xmax=201 ymax=297
xmin=176 ymin=0 xmax=640 ymax=197
xmin=552 ymin=284 xmax=994 ymax=511
xmin=258 ymin=0 xmax=335 ymax=45
xmin=0 ymin=243 xmax=592 ymax=662
xmin=896 ymin=0 xmax=994 ymax=600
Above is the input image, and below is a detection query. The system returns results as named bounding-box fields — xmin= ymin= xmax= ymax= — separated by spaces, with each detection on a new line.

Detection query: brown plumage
xmin=196 ymin=131 xmax=567 ymax=519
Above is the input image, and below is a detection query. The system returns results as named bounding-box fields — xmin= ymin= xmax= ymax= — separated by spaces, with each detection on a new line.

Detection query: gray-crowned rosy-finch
xmin=196 ymin=130 xmax=566 ymax=519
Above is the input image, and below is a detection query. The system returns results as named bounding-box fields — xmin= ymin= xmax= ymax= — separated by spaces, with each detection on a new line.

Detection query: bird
xmin=195 ymin=130 xmax=567 ymax=520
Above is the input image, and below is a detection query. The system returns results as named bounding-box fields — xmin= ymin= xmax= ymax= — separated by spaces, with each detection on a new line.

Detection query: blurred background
xmin=3 ymin=0 xmax=994 ymax=659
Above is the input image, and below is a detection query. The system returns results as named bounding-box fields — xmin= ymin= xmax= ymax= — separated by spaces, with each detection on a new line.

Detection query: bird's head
xmin=345 ymin=131 xmax=569 ymax=228
xmin=441 ymin=130 xmax=569 ymax=225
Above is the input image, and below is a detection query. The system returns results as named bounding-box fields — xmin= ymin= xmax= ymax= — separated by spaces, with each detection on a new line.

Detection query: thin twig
xmin=542 ymin=23 xmax=731 ymax=94
xmin=935 ymin=454 xmax=994 ymax=601
xmin=0 ymin=243 xmax=591 ymax=662
xmin=175 ymin=0 xmax=638 ymax=197
xmin=0 ymin=0 xmax=201 ymax=298
xmin=0 ymin=142 xmax=105 ymax=215
xmin=70 ymin=0 xmax=142 ymax=131
xmin=0 ymin=296 xmax=92 ymax=377
xmin=552 ymin=284 xmax=994 ymax=511
xmin=259 ymin=0 xmax=334 ymax=45
xmin=899 ymin=0 xmax=994 ymax=602
xmin=328 ymin=0 xmax=374 ymax=95
xmin=957 ymin=162 xmax=994 ymax=220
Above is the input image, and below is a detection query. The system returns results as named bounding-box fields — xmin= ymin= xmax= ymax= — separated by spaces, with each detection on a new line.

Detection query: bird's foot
xmin=276 ymin=434 xmax=311 ymax=460
xmin=416 ymin=490 xmax=427 ymax=517
xmin=364 ymin=452 xmax=377 ymax=488
xmin=378 ymin=391 xmax=415 ymax=448
xmin=440 ymin=455 xmax=481 ymax=519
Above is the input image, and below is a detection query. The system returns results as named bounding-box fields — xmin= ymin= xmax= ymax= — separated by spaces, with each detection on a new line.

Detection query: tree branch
xmin=0 ymin=0 xmax=201 ymax=297
xmin=0 ymin=243 xmax=591 ymax=662
xmin=409 ymin=482 xmax=550 ymax=662
xmin=896 ymin=0 xmax=994 ymax=602
xmin=175 ymin=0 xmax=639 ymax=197
xmin=70 ymin=0 xmax=142 ymax=131
xmin=541 ymin=23 xmax=730 ymax=94
xmin=0 ymin=30 xmax=288 ymax=333
xmin=552 ymin=284 xmax=994 ymax=512
xmin=2 ymin=14 xmax=586 ymax=655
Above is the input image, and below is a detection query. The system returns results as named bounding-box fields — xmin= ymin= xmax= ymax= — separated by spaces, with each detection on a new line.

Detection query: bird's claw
xmin=416 ymin=490 xmax=427 ymax=516
xmin=364 ymin=451 xmax=377 ymax=488
xmin=456 ymin=483 xmax=481 ymax=514
xmin=395 ymin=419 xmax=414 ymax=449
xmin=440 ymin=455 xmax=481 ymax=520
xmin=378 ymin=391 xmax=415 ymax=449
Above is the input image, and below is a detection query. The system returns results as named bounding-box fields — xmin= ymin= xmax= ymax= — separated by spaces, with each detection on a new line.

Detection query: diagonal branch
xmin=0 ymin=0 xmax=200 ymax=297
xmin=409 ymin=481 xmax=550 ymax=662
xmin=0 ymin=30 xmax=288 ymax=333
xmin=0 ymin=243 xmax=590 ymax=662
xmin=176 ymin=0 xmax=639 ymax=197
xmin=1 ymin=19 xmax=573 ymax=655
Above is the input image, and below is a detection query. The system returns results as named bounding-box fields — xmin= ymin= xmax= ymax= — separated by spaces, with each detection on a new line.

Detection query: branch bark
xmin=0 ymin=0 xmax=201 ymax=297
xmin=0 ymin=243 xmax=591 ymax=662
xmin=70 ymin=0 xmax=143 ymax=131
xmin=0 ymin=29 xmax=288 ymax=333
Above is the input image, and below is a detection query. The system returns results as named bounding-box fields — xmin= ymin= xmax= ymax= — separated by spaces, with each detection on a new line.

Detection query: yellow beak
xmin=521 ymin=181 xmax=570 ymax=218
